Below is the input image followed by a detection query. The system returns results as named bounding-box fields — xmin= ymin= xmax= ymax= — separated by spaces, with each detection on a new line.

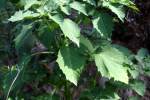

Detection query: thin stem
xmin=6 ymin=66 xmax=21 ymax=100
xmin=5 ymin=51 xmax=51 ymax=100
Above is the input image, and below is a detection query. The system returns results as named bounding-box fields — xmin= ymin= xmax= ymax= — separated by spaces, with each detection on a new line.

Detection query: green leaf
xmin=92 ymin=13 xmax=114 ymax=38
xmin=44 ymin=0 xmax=59 ymax=13
xmin=49 ymin=15 xmax=80 ymax=46
xmin=137 ymin=48 xmax=149 ymax=59
xmin=110 ymin=0 xmax=139 ymax=11
xmin=128 ymin=67 xmax=139 ymax=79
xmin=20 ymin=0 xmax=41 ymax=10
xmin=60 ymin=19 xmax=81 ymax=46
xmin=102 ymin=1 xmax=125 ymax=21
xmin=83 ymin=0 xmax=96 ymax=6
xmin=60 ymin=5 xmax=71 ymax=15
xmin=70 ymin=1 xmax=88 ymax=15
xmin=80 ymin=35 xmax=95 ymax=53
xmin=14 ymin=24 xmax=33 ymax=49
xmin=56 ymin=46 xmax=85 ymax=85
xmin=130 ymin=80 xmax=146 ymax=96
xmin=55 ymin=0 xmax=71 ymax=5
xmin=37 ymin=24 xmax=55 ymax=50
xmin=95 ymin=46 xmax=129 ymax=84
xmin=110 ymin=0 xmax=132 ymax=4
xmin=48 ymin=14 xmax=64 ymax=25
xmin=8 ymin=10 xmax=40 ymax=22
xmin=113 ymin=44 xmax=132 ymax=57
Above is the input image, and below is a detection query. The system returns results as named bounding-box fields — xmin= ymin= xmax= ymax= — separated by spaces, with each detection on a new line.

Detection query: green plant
xmin=0 ymin=0 xmax=149 ymax=100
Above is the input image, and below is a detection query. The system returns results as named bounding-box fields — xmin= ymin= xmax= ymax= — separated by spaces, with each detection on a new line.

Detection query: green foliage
xmin=14 ymin=24 xmax=33 ymax=49
xmin=102 ymin=1 xmax=125 ymax=21
xmin=130 ymin=80 xmax=146 ymax=96
xmin=0 ymin=0 xmax=148 ymax=100
xmin=95 ymin=46 xmax=129 ymax=84
xmin=57 ymin=46 xmax=85 ymax=85
xmin=70 ymin=1 xmax=87 ymax=15
xmin=8 ymin=10 xmax=40 ymax=22
xmin=92 ymin=13 xmax=114 ymax=38
xmin=60 ymin=19 xmax=81 ymax=46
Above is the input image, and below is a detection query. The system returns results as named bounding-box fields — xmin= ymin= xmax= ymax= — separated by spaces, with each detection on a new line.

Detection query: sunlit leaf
xmin=57 ymin=46 xmax=85 ymax=85
xmin=95 ymin=46 xmax=129 ymax=84
xmin=8 ymin=10 xmax=40 ymax=22
xmin=60 ymin=19 xmax=81 ymax=46
xmin=93 ymin=13 xmax=114 ymax=38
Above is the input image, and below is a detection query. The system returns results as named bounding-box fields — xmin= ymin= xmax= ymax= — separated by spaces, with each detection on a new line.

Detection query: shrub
xmin=0 ymin=0 xmax=149 ymax=100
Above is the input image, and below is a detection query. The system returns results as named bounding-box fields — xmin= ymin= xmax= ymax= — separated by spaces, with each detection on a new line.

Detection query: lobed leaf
xmin=70 ymin=1 xmax=88 ymax=16
xmin=57 ymin=46 xmax=86 ymax=85
xmin=8 ymin=10 xmax=40 ymax=22
xmin=92 ymin=13 xmax=114 ymax=39
xmin=102 ymin=1 xmax=125 ymax=21
xmin=60 ymin=19 xmax=81 ymax=46
xmin=20 ymin=0 xmax=41 ymax=10
xmin=95 ymin=46 xmax=129 ymax=84
xmin=130 ymin=80 xmax=146 ymax=96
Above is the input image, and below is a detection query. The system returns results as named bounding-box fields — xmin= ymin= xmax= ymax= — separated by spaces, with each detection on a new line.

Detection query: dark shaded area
xmin=112 ymin=0 xmax=150 ymax=53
